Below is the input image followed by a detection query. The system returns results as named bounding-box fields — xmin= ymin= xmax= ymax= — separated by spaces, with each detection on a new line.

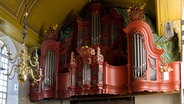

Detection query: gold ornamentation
xmin=77 ymin=46 xmax=95 ymax=64
xmin=45 ymin=24 xmax=58 ymax=34
xmin=173 ymin=20 xmax=181 ymax=52
xmin=160 ymin=65 xmax=173 ymax=73
xmin=127 ymin=3 xmax=146 ymax=22
xmin=160 ymin=56 xmax=173 ymax=73
xmin=44 ymin=24 xmax=58 ymax=39
xmin=5 ymin=43 xmax=42 ymax=85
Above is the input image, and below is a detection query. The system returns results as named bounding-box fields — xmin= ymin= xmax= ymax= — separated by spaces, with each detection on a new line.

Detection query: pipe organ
xmin=30 ymin=2 xmax=181 ymax=101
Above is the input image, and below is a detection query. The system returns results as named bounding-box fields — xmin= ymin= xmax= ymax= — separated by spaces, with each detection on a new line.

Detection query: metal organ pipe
xmin=131 ymin=33 xmax=146 ymax=78
xmin=111 ymin=21 xmax=113 ymax=42
xmin=52 ymin=50 xmax=56 ymax=86
xmin=72 ymin=71 xmax=76 ymax=86
xmin=131 ymin=36 xmax=134 ymax=76
xmin=96 ymin=13 xmax=98 ymax=44
xmin=143 ymin=42 xmax=146 ymax=75
xmin=92 ymin=13 xmax=95 ymax=45
xmin=44 ymin=50 xmax=55 ymax=87
xmin=44 ymin=51 xmax=48 ymax=86
xmin=80 ymin=32 xmax=82 ymax=48
xmin=83 ymin=63 xmax=86 ymax=84
xmin=91 ymin=13 xmax=94 ymax=45
xmin=83 ymin=63 xmax=91 ymax=84
xmin=137 ymin=34 xmax=140 ymax=77
xmin=44 ymin=50 xmax=50 ymax=87
xmin=91 ymin=12 xmax=101 ymax=45
xmin=99 ymin=15 xmax=101 ymax=44
xmin=94 ymin=13 xmax=97 ymax=45
xmin=93 ymin=13 xmax=95 ymax=45
xmin=48 ymin=50 xmax=51 ymax=86
xmin=80 ymin=31 xmax=82 ymax=47
xmin=51 ymin=51 xmax=55 ymax=86
xmin=50 ymin=51 xmax=52 ymax=86
xmin=97 ymin=14 xmax=99 ymax=44
xmin=77 ymin=31 xmax=80 ymax=48
xmin=97 ymin=14 xmax=101 ymax=44
xmin=77 ymin=30 xmax=82 ymax=48
xmin=133 ymin=35 xmax=137 ymax=77
xmin=49 ymin=51 xmax=51 ymax=86
xmin=140 ymin=35 xmax=143 ymax=77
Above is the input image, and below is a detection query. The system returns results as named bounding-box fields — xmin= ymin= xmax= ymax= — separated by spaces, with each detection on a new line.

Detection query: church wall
xmin=135 ymin=94 xmax=180 ymax=104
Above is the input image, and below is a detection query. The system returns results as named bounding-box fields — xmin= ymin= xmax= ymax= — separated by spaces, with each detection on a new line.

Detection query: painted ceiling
xmin=0 ymin=0 xmax=182 ymax=47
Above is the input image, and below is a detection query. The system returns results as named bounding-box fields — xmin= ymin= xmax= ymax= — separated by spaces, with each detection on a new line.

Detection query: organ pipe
xmin=143 ymin=44 xmax=146 ymax=72
xmin=133 ymin=35 xmax=137 ymax=77
xmin=131 ymin=33 xmax=146 ymax=78
xmin=111 ymin=20 xmax=114 ymax=42
xmin=44 ymin=51 xmax=48 ymax=86
xmin=94 ymin=13 xmax=97 ymax=45
xmin=140 ymin=35 xmax=143 ymax=77
xmin=91 ymin=13 xmax=94 ymax=45
xmin=96 ymin=13 xmax=98 ymax=44
xmin=91 ymin=12 xmax=101 ymax=45
xmin=137 ymin=34 xmax=140 ymax=77
xmin=83 ymin=63 xmax=91 ymax=84
xmin=97 ymin=14 xmax=101 ymax=44
xmin=131 ymin=36 xmax=134 ymax=76
xmin=48 ymin=50 xmax=51 ymax=86
xmin=52 ymin=51 xmax=56 ymax=86
xmin=77 ymin=31 xmax=80 ymax=48
xmin=44 ymin=50 xmax=56 ymax=87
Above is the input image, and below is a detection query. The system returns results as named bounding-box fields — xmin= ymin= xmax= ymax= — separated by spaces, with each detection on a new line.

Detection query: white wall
xmin=135 ymin=94 xmax=180 ymax=104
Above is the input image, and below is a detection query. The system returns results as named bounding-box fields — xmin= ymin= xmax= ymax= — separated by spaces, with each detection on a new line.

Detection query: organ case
xmin=30 ymin=2 xmax=181 ymax=102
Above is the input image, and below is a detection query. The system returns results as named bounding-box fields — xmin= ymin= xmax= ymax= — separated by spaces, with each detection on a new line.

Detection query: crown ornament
xmin=127 ymin=3 xmax=146 ymax=22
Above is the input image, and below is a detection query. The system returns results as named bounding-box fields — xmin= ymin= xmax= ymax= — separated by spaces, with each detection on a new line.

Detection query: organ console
xmin=30 ymin=1 xmax=181 ymax=101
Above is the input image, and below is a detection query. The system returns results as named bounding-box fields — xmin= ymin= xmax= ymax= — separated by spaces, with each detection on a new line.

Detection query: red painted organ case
xmin=29 ymin=2 xmax=180 ymax=102
xmin=124 ymin=20 xmax=180 ymax=92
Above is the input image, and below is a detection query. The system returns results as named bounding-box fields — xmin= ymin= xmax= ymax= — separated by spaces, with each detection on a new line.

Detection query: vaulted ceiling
xmin=0 ymin=0 xmax=182 ymax=48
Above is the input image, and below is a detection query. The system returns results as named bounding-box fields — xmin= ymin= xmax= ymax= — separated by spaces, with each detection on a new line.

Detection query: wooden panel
xmin=104 ymin=63 xmax=128 ymax=94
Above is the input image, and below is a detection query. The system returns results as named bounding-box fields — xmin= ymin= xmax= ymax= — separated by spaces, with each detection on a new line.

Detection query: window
xmin=0 ymin=40 xmax=8 ymax=104
xmin=0 ymin=36 xmax=19 ymax=104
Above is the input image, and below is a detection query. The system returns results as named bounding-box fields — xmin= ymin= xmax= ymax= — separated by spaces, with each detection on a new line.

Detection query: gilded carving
xmin=127 ymin=3 xmax=146 ymax=22
xmin=173 ymin=20 xmax=181 ymax=52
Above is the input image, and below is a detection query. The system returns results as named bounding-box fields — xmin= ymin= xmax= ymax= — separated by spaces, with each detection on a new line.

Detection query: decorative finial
xmin=127 ymin=3 xmax=146 ymax=22
xmin=45 ymin=24 xmax=58 ymax=39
